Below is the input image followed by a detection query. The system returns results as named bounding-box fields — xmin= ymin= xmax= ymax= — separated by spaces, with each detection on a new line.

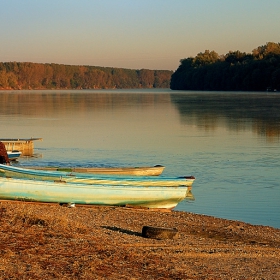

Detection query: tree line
xmin=0 ymin=62 xmax=172 ymax=90
xmin=170 ymin=42 xmax=280 ymax=91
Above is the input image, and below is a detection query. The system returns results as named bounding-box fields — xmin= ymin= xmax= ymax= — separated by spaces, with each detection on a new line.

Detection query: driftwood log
xmin=142 ymin=226 xmax=178 ymax=239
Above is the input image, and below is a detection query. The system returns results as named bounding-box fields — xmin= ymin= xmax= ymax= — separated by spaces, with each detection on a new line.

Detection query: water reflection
xmin=170 ymin=92 xmax=280 ymax=141
xmin=2 ymin=90 xmax=280 ymax=143
xmin=0 ymin=90 xmax=171 ymax=117
xmin=2 ymin=91 xmax=280 ymax=142
xmin=185 ymin=189 xmax=195 ymax=201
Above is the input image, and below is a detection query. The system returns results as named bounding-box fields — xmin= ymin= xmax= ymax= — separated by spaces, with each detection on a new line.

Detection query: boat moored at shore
xmin=24 ymin=165 xmax=165 ymax=176
xmin=7 ymin=150 xmax=22 ymax=161
xmin=0 ymin=164 xmax=195 ymax=209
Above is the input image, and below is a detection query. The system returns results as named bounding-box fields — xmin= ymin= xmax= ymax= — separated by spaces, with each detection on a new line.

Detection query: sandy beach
xmin=0 ymin=201 xmax=279 ymax=279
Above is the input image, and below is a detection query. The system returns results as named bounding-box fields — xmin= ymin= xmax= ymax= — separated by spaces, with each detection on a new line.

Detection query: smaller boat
xmin=7 ymin=150 xmax=22 ymax=161
xmin=25 ymin=165 xmax=165 ymax=176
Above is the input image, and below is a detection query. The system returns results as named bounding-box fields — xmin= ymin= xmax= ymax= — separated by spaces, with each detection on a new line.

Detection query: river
xmin=1 ymin=89 xmax=279 ymax=228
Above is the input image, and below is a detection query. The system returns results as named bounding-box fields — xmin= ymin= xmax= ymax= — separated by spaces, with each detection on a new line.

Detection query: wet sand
xmin=0 ymin=201 xmax=279 ymax=279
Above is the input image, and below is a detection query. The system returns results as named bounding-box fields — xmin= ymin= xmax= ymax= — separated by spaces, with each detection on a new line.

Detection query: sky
xmin=1 ymin=0 xmax=280 ymax=70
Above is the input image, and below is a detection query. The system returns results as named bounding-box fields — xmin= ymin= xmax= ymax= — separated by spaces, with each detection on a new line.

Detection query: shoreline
xmin=0 ymin=201 xmax=279 ymax=279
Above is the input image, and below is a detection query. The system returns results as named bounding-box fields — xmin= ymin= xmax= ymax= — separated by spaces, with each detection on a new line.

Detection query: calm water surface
xmin=1 ymin=89 xmax=280 ymax=228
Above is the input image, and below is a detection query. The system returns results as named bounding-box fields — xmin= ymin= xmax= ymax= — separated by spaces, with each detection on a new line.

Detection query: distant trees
xmin=0 ymin=62 xmax=172 ymax=90
xmin=192 ymin=50 xmax=220 ymax=67
xmin=170 ymin=42 xmax=280 ymax=91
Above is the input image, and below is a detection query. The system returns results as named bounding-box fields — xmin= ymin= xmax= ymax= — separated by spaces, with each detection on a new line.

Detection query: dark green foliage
xmin=170 ymin=42 xmax=280 ymax=91
xmin=0 ymin=62 xmax=172 ymax=90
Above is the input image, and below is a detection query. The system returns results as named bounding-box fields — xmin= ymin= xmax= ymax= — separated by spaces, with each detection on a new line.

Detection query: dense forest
xmin=2 ymin=42 xmax=279 ymax=91
xmin=0 ymin=62 xmax=172 ymax=90
xmin=170 ymin=42 xmax=280 ymax=91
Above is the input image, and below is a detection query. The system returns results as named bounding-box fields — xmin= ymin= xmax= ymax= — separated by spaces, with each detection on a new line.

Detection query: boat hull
xmin=0 ymin=176 xmax=192 ymax=209
xmin=26 ymin=165 xmax=165 ymax=176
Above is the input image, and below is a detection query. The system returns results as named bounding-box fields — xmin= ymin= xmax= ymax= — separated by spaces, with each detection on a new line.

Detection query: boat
xmin=0 ymin=164 xmax=195 ymax=209
xmin=7 ymin=150 xmax=22 ymax=161
xmin=0 ymin=164 xmax=194 ymax=187
xmin=25 ymin=165 xmax=165 ymax=176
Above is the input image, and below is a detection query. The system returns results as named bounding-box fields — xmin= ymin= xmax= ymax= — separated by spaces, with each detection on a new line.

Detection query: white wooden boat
xmin=0 ymin=164 xmax=195 ymax=209
xmin=26 ymin=165 xmax=165 ymax=176
xmin=7 ymin=150 xmax=22 ymax=161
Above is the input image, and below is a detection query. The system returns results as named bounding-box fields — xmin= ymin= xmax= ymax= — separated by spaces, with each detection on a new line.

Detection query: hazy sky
xmin=1 ymin=0 xmax=279 ymax=70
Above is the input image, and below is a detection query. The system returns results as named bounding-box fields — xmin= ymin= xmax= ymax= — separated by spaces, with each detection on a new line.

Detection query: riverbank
xmin=0 ymin=201 xmax=279 ymax=279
